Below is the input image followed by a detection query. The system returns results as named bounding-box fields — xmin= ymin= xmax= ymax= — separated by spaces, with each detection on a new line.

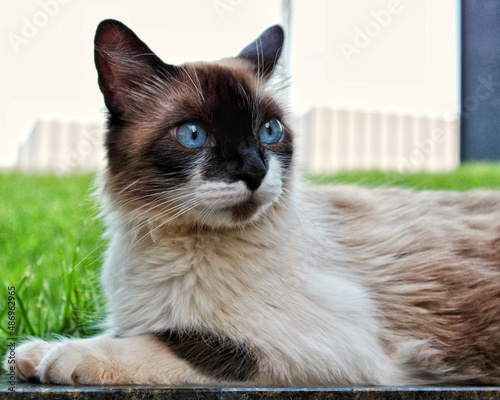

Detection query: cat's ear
xmin=237 ymin=25 xmax=284 ymax=79
xmin=94 ymin=19 xmax=175 ymax=115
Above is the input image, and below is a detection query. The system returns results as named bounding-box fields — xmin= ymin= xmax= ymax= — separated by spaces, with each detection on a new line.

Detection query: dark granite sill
xmin=1 ymin=382 xmax=499 ymax=400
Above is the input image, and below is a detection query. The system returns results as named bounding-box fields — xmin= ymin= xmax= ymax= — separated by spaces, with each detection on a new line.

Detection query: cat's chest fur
xmin=100 ymin=193 xmax=397 ymax=384
xmin=102 ymin=196 xmax=365 ymax=330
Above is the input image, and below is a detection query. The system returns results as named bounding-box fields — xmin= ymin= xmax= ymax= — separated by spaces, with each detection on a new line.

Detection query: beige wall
xmin=290 ymin=0 xmax=459 ymax=116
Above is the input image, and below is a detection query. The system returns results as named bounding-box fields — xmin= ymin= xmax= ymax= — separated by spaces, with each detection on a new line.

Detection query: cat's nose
xmin=235 ymin=147 xmax=267 ymax=191
xmin=238 ymin=168 xmax=266 ymax=191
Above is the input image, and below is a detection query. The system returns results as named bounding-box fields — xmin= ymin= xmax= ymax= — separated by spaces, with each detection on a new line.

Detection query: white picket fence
xmin=294 ymin=108 xmax=460 ymax=174
xmin=17 ymin=120 xmax=106 ymax=174
xmin=18 ymin=111 xmax=460 ymax=174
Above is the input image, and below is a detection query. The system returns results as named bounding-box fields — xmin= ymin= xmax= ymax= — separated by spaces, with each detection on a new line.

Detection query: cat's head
xmin=94 ymin=19 xmax=293 ymax=229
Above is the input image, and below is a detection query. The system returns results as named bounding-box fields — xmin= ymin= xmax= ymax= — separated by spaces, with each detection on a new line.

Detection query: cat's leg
xmin=12 ymin=334 xmax=213 ymax=385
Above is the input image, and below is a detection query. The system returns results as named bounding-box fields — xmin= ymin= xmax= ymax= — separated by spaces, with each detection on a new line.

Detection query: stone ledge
xmin=1 ymin=382 xmax=500 ymax=400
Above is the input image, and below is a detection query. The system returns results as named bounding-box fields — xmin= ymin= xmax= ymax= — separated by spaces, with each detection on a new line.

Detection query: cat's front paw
xmin=9 ymin=339 xmax=55 ymax=382
xmin=37 ymin=339 xmax=125 ymax=385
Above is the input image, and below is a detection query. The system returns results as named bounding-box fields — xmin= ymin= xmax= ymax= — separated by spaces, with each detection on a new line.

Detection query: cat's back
xmin=304 ymin=184 xmax=500 ymax=383
xmin=307 ymin=184 xmax=500 ymax=263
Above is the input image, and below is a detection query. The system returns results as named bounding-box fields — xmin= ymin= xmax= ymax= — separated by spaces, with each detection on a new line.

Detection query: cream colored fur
xmin=9 ymin=156 xmax=500 ymax=384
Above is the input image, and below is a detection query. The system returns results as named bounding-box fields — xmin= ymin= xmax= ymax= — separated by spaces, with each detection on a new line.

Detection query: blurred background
xmin=2 ymin=0 xmax=498 ymax=174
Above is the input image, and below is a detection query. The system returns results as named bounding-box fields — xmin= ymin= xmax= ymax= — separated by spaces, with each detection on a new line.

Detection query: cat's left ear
xmin=237 ymin=25 xmax=284 ymax=79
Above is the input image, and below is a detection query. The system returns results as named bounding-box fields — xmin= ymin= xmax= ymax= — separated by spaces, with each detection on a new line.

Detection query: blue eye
xmin=175 ymin=122 xmax=208 ymax=149
xmin=259 ymin=118 xmax=283 ymax=144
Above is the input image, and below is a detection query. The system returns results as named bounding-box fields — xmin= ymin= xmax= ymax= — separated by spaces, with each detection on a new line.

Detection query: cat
xmin=6 ymin=19 xmax=500 ymax=386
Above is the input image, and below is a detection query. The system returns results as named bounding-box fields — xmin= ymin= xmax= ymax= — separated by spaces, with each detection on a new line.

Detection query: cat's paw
xmin=37 ymin=339 xmax=125 ymax=385
xmin=10 ymin=339 xmax=55 ymax=382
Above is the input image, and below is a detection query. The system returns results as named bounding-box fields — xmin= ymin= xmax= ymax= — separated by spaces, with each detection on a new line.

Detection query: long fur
xmin=6 ymin=20 xmax=500 ymax=386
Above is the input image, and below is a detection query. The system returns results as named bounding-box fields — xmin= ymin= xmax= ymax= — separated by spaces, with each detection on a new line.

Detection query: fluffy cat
xmin=7 ymin=19 xmax=500 ymax=386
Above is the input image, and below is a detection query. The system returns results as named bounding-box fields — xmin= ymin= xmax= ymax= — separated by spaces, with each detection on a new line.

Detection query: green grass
xmin=308 ymin=163 xmax=500 ymax=190
xmin=0 ymin=173 xmax=105 ymax=366
xmin=0 ymin=164 xmax=499 ymax=369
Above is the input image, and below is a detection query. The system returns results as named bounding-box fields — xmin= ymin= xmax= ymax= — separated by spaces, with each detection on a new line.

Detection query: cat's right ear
xmin=237 ymin=25 xmax=284 ymax=80
xmin=94 ymin=19 xmax=175 ymax=116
